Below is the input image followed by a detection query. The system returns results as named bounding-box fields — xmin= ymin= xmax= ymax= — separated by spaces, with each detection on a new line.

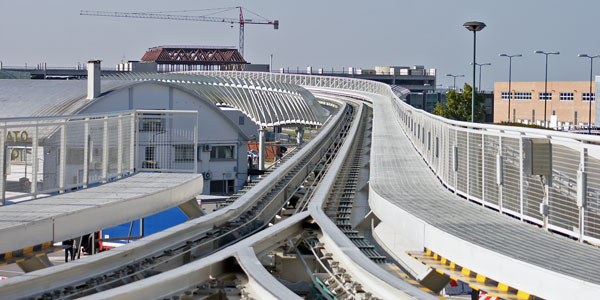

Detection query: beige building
xmin=494 ymin=81 xmax=596 ymax=128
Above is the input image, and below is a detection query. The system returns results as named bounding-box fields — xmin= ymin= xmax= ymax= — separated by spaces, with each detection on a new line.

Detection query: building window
xmin=539 ymin=92 xmax=552 ymax=101
xmin=501 ymin=92 xmax=511 ymax=100
xmin=513 ymin=109 xmax=516 ymax=122
xmin=532 ymin=110 xmax=535 ymax=123
xmin=583 ymin=93 xmax=595 ymax=102
xmin=575 ymin=111 xmax=578 ymax=124
xmin=140 ymin=114 xmax=165 ymax=132
xmin=145 ymin=146 xmax=155 ymax=161
xmin=514 ymin=92 xmax=531 ymax=100
xmin=210 ymin=145 xmax=235 ymax=160
xmin=238 ymin=116 xmax=245 ymax=125
xmin=560 ymin=92 xmax=574 ymax=101
xmin=210 ymin=179 xmax=235 ymax=195
xmin=174 ymin=145 xmax=194 ymax=162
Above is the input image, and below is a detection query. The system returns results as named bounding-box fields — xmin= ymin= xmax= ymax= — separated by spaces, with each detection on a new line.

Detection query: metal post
xmin=481 ymin=133 xmax=485 ymax=203
xmin=589 ymin=58 xmax=594 ymax=134
xmin=579 ymin=148 xmax=588 ymax=242
xmin=544 ymin=54 xmax=548 ymax=127
xmin=59 ymin=124 xmax=66 ymax=193
xmin=31 ymin=123 xmax=38 ymax=196
xmin=508 ymin=57 xmax=512 ymax=122
xmin=519 ymin=135 xmax=524 ymax=220
xmin=472 ymin=31 xmax=477 ymax=123
xmin=83 ymin=121 xmax=89 ymax=188
xmin=467 ymin=132 xmax=470 ymax=197
xmin=0 ymin=127 xmax=5 ymax=205
xmin=498 ymin=136 xmax=503 ymax=213
xmin=258 ymin=127 xmax=266 ymax=171
xmin=102 ymin=117 xmax=108 ymax=182
xmin=130 ymin=114 xmax=135 ymax=173
xmin=194 ymin=112 xmax=199 ymax=174
xmin=117 ymin=118 xmax=123 ymax=177
xmin=135 ymin=115 xmax=140 ymax=171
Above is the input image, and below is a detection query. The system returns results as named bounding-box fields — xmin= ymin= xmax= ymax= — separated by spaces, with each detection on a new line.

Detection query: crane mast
xmin=80 ymin=7 xmax=279 ymax=58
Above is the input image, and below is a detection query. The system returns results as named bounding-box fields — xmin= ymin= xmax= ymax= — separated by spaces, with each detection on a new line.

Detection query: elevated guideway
xmin=0 ymin=172 xmax=202 ymax=255
xmin=367 ymin=91 xmax=600 ymax=299
xmin=5 ymin=71 xmax=600 ymax=299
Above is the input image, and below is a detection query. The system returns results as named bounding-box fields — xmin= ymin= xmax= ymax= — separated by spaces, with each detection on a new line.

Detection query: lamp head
xmin=463 ymin=21 xmax=486 ymax=32
xmin=499 ymin=53 xmax=507 ymax=57
xmin=579 ymin=54 xmax=589 ymax=58
xmin=534 ymin=50 xmax=544 ymax=54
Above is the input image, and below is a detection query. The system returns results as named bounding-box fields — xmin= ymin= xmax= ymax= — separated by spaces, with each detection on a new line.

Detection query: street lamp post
xmin=499 ymin=54 xmax=522 ymax=122
xmin=446 ymin=73 xmax=465 ymax=90
xmin=471 ymin=62 xmax=491 ymax=92
xmin=464 ymin=21 xmax=487 ymax=123
xmin=534 ymin=50 xmax=560 ymax=127
xmin=578 ymin=54 xmax=599 ymax=134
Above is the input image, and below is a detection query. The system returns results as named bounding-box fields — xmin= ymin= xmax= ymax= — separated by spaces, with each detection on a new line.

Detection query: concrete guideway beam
xmin=365 ymin=90 xmax=600 ymax=300
xmin=0 ymin=97 xmax=349 ymax=299
xmin=0 ymin=173 xmax=203 ymax=255
xmin=81 ymin=212 xmax=311 ymax=300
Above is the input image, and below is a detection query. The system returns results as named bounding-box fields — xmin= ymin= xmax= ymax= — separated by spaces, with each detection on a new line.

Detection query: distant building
xmin=494 ymin=81 xmax=597 ymax=128
xmin=405 ymin=91 xmax=494 ymax=123
xmin=0 ymin=66 xmax=250 ymax=195
xmin=139 ymin=45 xmax=248 ymax=72
xmin=282 ymin=65 xmax=437 ymax=93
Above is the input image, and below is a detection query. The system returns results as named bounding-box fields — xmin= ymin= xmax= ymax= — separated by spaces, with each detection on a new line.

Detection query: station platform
xmin=0 ymin=172 xmax=202 ymax=256
xmin=367 ymin=93 xmax=600 ymax=299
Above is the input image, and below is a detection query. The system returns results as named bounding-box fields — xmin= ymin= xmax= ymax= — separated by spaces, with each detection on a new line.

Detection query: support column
xmin=295 ymin=126 xmax=305 ymax=146
xmin=259 ymin=127 xmax=266 ymax=171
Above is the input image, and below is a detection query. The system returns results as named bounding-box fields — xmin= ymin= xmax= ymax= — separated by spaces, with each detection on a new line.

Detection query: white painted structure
xmin=0 ymin=79 xmax=248 ymax=195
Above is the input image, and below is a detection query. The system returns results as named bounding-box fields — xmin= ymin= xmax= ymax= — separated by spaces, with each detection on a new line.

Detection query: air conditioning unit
xmin=203 ymin=144 xmax=212 ymax=152
xmin=203 ymin=172 xmax=212 ymax=180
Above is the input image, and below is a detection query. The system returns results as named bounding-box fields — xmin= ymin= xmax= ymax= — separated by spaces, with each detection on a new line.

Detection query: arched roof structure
xmin=103 ymin=72 xmax=329 ymax=128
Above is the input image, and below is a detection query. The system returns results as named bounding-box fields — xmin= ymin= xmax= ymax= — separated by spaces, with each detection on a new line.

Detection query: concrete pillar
xmin=295 ymin=127 xmax=305 ymax=146
xmin=259 ymin=127 xmax=266 ymax=170
xmin=87 ymin=60 xmax=101 ymax=100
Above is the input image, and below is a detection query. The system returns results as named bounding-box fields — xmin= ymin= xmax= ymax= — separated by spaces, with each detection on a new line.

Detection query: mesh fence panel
xmin=447 ymin=128 xmax=456 ymax=189
xmin=88 ymin=119 xmax=105 ymax=184
xmin=483 ymin=135 xmax=500 ymax=206
xmin=585 ymin=155 xmax=600 ymax=239
xmin=468 ymin=132 xmax=483 ymax=200
xmin=501 ymin=137 xmax=521 ymax=214
xmin=548 ymin=144 xmax=580 ymax=233
xmin=64 ymin=122 xmax=86 ymax=187
xmin=456 ymin=131 xmax=468 ymax=194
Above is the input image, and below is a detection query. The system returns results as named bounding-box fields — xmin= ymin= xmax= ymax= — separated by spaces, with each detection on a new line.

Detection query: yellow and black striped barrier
xmin=380 ymin=263 xmax=446 ymax=299
xmin=407 ymin=248 xmax=540 ymax=300
xmin=0 ymin=241 xmax=60 ymax=266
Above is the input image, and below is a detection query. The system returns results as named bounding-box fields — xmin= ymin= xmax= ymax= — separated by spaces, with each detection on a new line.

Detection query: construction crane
xmin=81 ymin=7 xmax=279 ymax=58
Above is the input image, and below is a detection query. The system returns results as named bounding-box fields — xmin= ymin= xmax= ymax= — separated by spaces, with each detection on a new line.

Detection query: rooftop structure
xmin=140 ymin=45 xmax=247 ymax=72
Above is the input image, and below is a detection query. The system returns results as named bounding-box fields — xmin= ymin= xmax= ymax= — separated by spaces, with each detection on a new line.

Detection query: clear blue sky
xmin=1 ymin=0 xmax=598 ymax=90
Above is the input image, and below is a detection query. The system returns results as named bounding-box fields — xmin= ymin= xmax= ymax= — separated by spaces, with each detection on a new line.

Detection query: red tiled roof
xmin=141 ymin=46 xmax=247 ymax=64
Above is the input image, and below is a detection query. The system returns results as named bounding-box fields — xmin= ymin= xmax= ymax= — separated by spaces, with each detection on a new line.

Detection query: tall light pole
xmin=446 ymin=73 xmax=465 ymax=90
xmin=464 ymin=21 xmax=486 ymax=123
xmin=578 ymin=54 xmax=599 ymax=134
xmin=534 ymin=50 xmax=560 ymax=127
xmin=471 ymin=62 xmax=491 ymax=92
xmin=499 ymin=54 xmax=522 ymax=122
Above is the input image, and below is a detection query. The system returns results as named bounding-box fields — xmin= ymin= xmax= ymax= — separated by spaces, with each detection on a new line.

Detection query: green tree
xmin=432 ymin=83 xmax=486 ymax=122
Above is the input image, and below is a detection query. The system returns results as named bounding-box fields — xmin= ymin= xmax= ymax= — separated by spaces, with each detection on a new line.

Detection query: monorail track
xmin=0 ymin=100 xmax=358 ymax=300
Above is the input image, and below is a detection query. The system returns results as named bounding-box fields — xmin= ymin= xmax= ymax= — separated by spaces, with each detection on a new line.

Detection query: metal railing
xmin=196 ymin=70 xmax=600 ymax=244
xmin=135 ymin=110 xmax=199 ymax=173
xmin=0 ymin=109 xmax=198 ymax=205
